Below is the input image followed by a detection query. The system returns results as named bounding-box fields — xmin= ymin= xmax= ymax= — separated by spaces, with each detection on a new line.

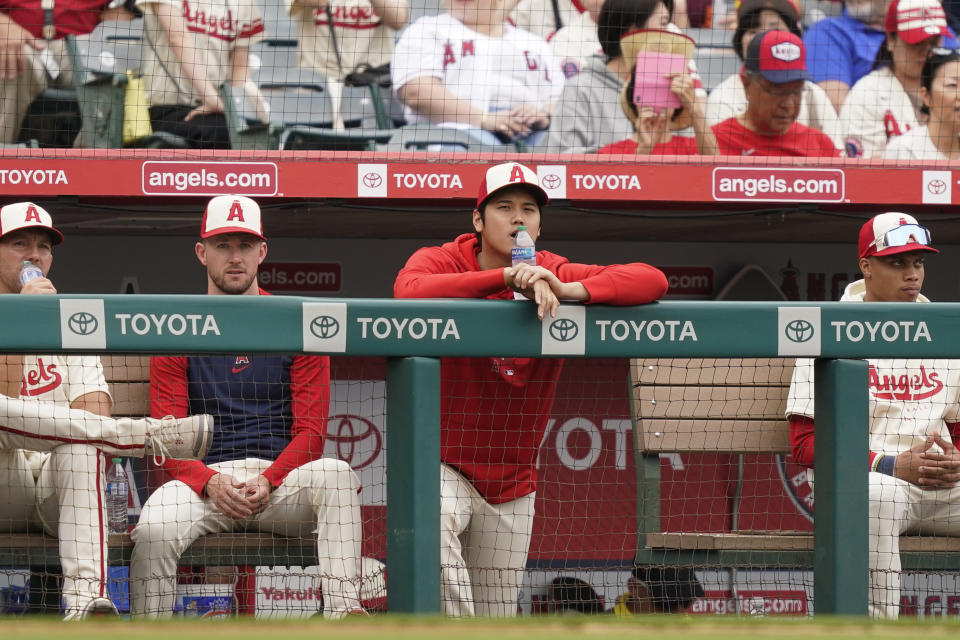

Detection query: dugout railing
xmin=1 ymin=294 xmax=953 ymax=615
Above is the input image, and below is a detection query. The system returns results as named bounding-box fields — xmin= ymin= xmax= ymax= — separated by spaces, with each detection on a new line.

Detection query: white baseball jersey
xmin=839 ymin=66 xmax=921 ymax=159
xmin=549 ymin=10 xmax=601 ymax=79
xmin=509 ymin=0 xmax=583 ymax=39
xmin=137 ymin=0 xmax=265 ymax=106
xmin=786 ymin=280 xmax=960 ymax=457
xmin=286 ymin=0 xmax=395 ymax=80
xmin=391 ymin=14 xmax=564 ymax=126
xmin=706 ymin=75 xmax=843 ymax=148
xmin=883 ymin=125 xmax=945 ymax=160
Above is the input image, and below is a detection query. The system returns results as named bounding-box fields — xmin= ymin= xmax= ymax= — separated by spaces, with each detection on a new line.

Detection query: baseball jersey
xmin=786 ymin=280 xmax=960 ymax=469
xmin=394 ymin=233 xmax=668 ymax=503
xmin=712 ymin=117 xmax=841 ymax=157
xmin=0 ymin=0 xmax=108 ymax=39
xmin=839 ymin=67 xmax=921 ymax=158
xmin=391 ymin=14 xmax=564 ymax=126
xmin=706 ymin=75 xmax=843 ymax=148
xmin=548 ymin=10 xmax=600 ymax=79
xmin=150 ymin=351 xmax=331 ymax=494
xmin=882 ymin=126 xmax=945 ymax=160
xmin=286 ymin=0 xmax=394 ymax=80
xmin=137 ymin=0 xmax=265 ymax=107
xmin=509 ymin=0 xmax=584 ymax=40
xmin=19 ymin=355 xmax=110 ymax=405
xmin=596 ymin=136 xmax=698 ymax=155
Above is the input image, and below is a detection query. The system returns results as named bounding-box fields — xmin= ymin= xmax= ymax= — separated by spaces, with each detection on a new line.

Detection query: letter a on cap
xmin=509 ymin=165 xmax=524 ymax=183
xmin=24 ymin=205 xmax=41 ymax=223
xmin=227 ymin=200 xmax=245 ymax=222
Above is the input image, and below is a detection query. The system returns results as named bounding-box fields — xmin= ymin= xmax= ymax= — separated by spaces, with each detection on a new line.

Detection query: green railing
xmin=5 ymin=294 xmax=956 ymax=615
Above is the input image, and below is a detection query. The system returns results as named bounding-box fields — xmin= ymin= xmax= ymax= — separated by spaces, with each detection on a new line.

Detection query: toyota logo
xmin=326 ymin=414 xmax=382 ymax=469
xmin=927 ymin=179 xmax=947 ymax=195
xmin=310 ymin=315 xmax=340 ymax=339
xmin=541 ymin=174 xmax=561 ymax=190
xmin=68 ymin=312 xmax=99 ymax=336
xmin=548 ymin=318 xmax=579 ymax=342
xmin=363 ymin=173 xmax=383 ymax=188
xmin=784 ymin=319 xmax=814 ymax=343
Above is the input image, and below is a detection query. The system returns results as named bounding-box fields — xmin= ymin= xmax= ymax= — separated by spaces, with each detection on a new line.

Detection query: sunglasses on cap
xmin=870 ymin=224 xmax=933 ymax=252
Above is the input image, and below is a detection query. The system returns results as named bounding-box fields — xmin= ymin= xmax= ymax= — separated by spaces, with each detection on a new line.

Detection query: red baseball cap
xmin=744 ymin=29 xmax=810 ymax=84
xmin=476 ymin=162 xmax=549 ymax=209
xmin=858 ymin=212 xmax=939 ymax=259
xmin=0 ymin=202 xmax=64 ymax=244
xmin=201 ymin=195 xmax=266 ymax=240
xmin=885 ymin=0 xmax=949 ymax=44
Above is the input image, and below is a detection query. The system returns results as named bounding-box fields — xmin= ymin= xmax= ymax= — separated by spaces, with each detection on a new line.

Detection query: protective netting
xmin=0 ymin=0 xmax=956 ymax=158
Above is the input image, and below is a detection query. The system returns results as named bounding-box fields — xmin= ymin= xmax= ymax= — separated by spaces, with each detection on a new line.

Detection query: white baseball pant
xmin=440 ymin=463 xmax=536 ymax=617
xmin=869 ymin=472 xmax=960 ymax=618
xmin=130 ymin=457 xmax=364 ymax=618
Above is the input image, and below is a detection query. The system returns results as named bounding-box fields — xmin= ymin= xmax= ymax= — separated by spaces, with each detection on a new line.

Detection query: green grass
xmin=6 ymin=616 xmax=960 ymax=640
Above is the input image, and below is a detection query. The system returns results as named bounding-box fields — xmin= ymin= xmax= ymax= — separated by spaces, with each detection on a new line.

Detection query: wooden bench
xmin=630 ymin=357 xmax=960 ymax=572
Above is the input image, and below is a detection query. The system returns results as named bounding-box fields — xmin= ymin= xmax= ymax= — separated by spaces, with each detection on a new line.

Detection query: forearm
xmin=262 ymin=430 xmax=326 ymax=487
xmin=369 ymin=0 xmax=408 ymax=29
xmin=154 ymin=5 xmax=220 ymax=105
xmin=690 ymin=104 xmax=718 ymax=156
xmin=399 ymin=79 xmax=485 ymax=128
xmin=395 ymin=267 xmax=507 ymax=298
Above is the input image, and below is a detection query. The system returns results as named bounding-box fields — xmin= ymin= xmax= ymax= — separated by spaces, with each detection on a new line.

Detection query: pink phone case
xmin=633 ymin=52 xmax=687 ymax=111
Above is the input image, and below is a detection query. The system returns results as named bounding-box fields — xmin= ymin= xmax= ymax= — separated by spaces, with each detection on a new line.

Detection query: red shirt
xmin=394 ymin=233 xmax=668 ymax=503
xmin=596 ymin=136 xmax=699 ymax=155
xmin=712 ymin=118 xmax=840 ymax=157
xmin=1 ymin=0 xmax=108 ymax=39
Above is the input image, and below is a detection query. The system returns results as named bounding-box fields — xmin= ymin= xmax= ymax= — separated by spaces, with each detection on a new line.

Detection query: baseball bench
xmin=0 ymin=355 xmax=319 ymax=612
xmin=630 ymin=358 xmax=960 ymax=572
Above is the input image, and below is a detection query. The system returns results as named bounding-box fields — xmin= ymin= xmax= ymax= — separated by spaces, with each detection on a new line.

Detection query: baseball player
xmin=838 ymin=0 xmax=949 ymax=158
xmin=390 ymin=0 xmax=563 ymax=145
xmin=786 ymin=212 xmax=960 ymax=618
xmin=0 ymin=201 xmax=213 ymax=619
xmin=130 ymin=196 xmax=366 ymax=619
xmin=393 ymin=162 xmax=668 ymax=616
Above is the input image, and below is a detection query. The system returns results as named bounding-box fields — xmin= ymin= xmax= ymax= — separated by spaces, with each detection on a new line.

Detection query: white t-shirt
xmin=509 ymin=0 xmax=583 ymax=40
xmin=882 ymin=125 xmax=946 ymax=160
xmin=392 ymin=14 xmax=564 ymax=126
xmin=286 ymin=0 xmax=395 ymax=79
xmin=138 ymin=0 xmax=265 ymax=106
xmin=706 ymin=74 xmax=843 ymax=148
xmin=839 ymin=66 xmax=921 ymax=159
xmin=549 ymin=10 xmax=600 ymax=79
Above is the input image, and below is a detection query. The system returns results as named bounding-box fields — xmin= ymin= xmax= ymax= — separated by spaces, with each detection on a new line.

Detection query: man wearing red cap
xmin=394 ymin=162 xmax=668 ymax=616
xmin=133 ymin=195 xmax=366 ymax=618
xmin=786 ymin=212 xmax=960 ymax=617
xmin=713 ymin=30 xmax=841 ymax=157
xmin=0 ymin=201 xmax=212 ymax=619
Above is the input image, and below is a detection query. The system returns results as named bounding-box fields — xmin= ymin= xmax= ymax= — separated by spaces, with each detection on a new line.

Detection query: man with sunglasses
xmin=786 ymin=212 xmax=960 ymax=618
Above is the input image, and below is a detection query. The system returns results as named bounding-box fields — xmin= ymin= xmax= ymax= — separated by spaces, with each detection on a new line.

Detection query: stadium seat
xmin=378 ymin=125 xmax=510 ymax=152
xmin=693 ymin=48 xmax=742 ymax=92
xmin=280 ymin=126 xmax=396 ymax=150
xmin=220 ymin=83 xmax=284 ymax=149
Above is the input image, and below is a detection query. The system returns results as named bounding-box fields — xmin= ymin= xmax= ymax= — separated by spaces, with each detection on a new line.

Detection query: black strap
xmin=325 ymin=4 xmax=344 ymax=76
xmin=550 ymin=0 xmax=563 ymax=33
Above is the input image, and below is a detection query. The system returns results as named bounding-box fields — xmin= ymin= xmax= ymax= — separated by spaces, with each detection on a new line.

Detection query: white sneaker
xmin=145 ymin=414 xmax=214 ymax=463
xmin=64 ymin=597 xmax=119 ymax=620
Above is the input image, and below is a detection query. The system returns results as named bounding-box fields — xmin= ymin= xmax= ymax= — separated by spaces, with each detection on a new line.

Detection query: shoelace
xmin=145 ymin=415 xmax=178 ymax=465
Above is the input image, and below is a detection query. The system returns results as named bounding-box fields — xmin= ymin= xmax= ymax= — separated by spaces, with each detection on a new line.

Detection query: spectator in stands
xmin=0 ymin=202 xmax=212 ymax=619
xmin=550 ymin=576 xmax=605 ymax=614
xmin=391 ymin=0 xmax=563 ymax=146
xmin=508 ymin=0 xmax=688 ymax=40
xmin=137 ymin=0 xmax=269 ymax=148
xmin=613 ymin=566 xmax=704 ymax=615
xmin=840 ymin=0 xmax=948 ymax=157
xmin=0 ymin=0 xmax=117 ymax=143
xmin=394 ymin=162 xmax=668 ymax=616
xmin=713 ymin=30 xmax=841 ymax=156
xmin=598 ymin=30 xmax=717 ymax=154
xmin=786 ymin=211 xmax=955 ymax=618
xmin=130 ymin=196 xmax=365 ymax=619
xmin=546 ymin=0 xmax=681 ymax=152
xmin=549 ymin=0 xmax=606 ymax=78
xmin=804 ymin=0 xmax=957 ymax=111
xmin=705 ymin=0 xmax=842 ymax=148
xmin=285 ymin=0 xmax=409 ymax=81
xmin=884 ymin=47 xmax=960 ymax=159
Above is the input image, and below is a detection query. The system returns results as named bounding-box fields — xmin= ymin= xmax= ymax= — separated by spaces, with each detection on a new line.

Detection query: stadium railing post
xmin=385 ymin=356 xmax=442 ymax=613
xmin=813 ymin=358 xmax=869 ymax=615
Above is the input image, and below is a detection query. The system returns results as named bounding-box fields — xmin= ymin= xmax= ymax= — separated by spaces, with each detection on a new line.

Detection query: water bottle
xmin=511 ymin=226 xmax=536 ymax=300
xmin=105 ymin=458 xmax=129 ymax=534
xmin=18 ymin=260 xmax=43 ymax=287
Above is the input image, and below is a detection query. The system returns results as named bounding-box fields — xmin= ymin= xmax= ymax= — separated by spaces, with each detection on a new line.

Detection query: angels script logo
xmin=20 ymin=357 xmax=63 ymax=397
xmin=869 ymin=364 xmax=943 ymax=401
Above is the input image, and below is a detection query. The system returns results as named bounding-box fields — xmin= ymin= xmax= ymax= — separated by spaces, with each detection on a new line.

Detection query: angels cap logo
xmin=770 ymin=42 xmax=801 ymax=62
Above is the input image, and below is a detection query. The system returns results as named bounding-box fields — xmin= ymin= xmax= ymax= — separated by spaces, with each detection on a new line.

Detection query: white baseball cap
xmin=476 ymin=162 xmax=549 ymax=209
xmin=201 ymin=195 xmax=265 ymax=240
xmin=0 ymin=202 xmax=64 ymax=244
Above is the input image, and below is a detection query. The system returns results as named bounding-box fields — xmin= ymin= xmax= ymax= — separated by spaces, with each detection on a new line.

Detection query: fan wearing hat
xmin=712 ymin=29 xmax=841 ymax=156
xmin=395 ymin=163 xmax=667 ymax=616
xmin=786 ymin=212 xmax=960 ymax=618
xmin=705 ymin=0 xmax=843 ymax=148
xmin=597 ymin=29 xmax=719 ymax=155
xmin=133 ymin=195 xmax=368 ymax=619
xmin=839 ymin=0 xmax=950 ymax=158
